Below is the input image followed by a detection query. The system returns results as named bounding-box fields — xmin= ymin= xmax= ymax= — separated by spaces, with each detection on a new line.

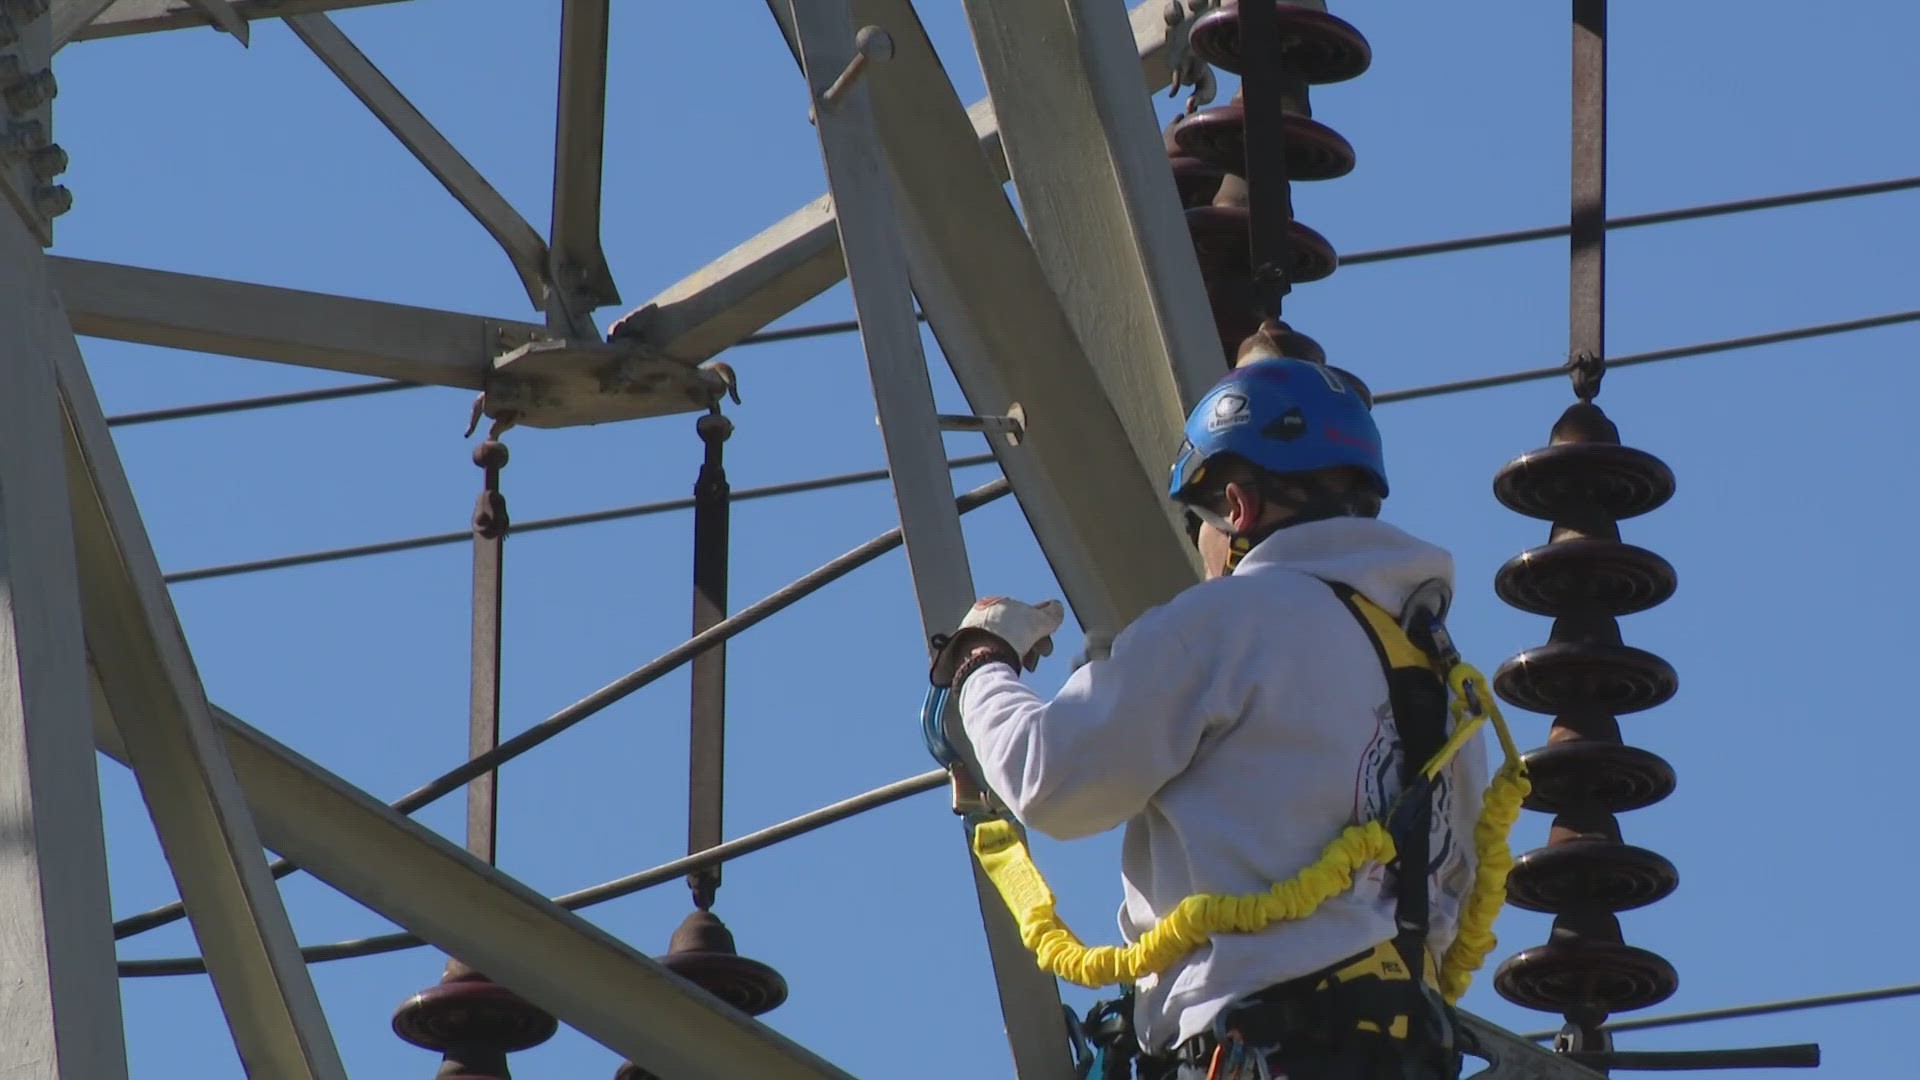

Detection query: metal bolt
xmin=0 ymin=119 xmax=40 ymax=157
xmin=27 ymin=141 xmax=64 ymax=180
xmin=32 ymin=183 xmax=70 ymax=217
xmin=5 ymin=69 xmax=55 ymax=113
xmin=820 ymin=26 xmax=893 ymax=110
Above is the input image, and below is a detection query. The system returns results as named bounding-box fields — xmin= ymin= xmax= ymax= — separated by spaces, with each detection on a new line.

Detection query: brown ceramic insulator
xmin=1171 ymin=103 xmax=1356 ymax=181
xmin=1169 ymin=155 xmax=1229 ymax=208
xmin=1521 ymin=739 xmax=1676 ymax=814
xmin=1187 ymin=2 xmax=1373 ymax=83
xmin=1506 ymin=811 xmax=1679 ymax=914
xmin=614 ymin=1065 xmax=660 ymax=1080
xmin=1494 ymin=913 xmax=1679 ymax=1016
xmin=392 ymin=962 xmax=558 ymax=1074
xmin=1493 ymin=615 xmax=1678 ymax=717
xmin=1493 ymin=403 xmax=1676 ymax=524
xmin=1187 ymin=206 xmax=1338 ymax=283
xmin=1496 ymin=535 xmax=1676 ymax=618
xmin=658 ymin=909 xmax=789 ymax=1017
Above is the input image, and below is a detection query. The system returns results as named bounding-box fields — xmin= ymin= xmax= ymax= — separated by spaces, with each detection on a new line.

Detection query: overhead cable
xmin=102 ymin=175 xmax=1920 ymax=430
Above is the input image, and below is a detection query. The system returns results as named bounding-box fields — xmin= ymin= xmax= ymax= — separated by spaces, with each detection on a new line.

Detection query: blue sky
xmin=53 ymin=1 xmax=1920 ymax=1076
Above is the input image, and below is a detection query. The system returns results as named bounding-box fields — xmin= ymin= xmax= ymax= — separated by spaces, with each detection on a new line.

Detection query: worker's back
xmin=963 ymin=513 xmax=1487 ymax=1051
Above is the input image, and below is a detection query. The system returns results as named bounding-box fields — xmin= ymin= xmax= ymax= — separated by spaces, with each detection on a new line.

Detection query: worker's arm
xmin=956 ymin=596 xmax=1227 ymax=840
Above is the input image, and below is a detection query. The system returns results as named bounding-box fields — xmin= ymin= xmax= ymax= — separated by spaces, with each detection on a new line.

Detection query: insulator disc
xmin=660 ymin=950 xmax=790 ymax=1016
xmin=1494 ymin=642 xmax=1677 ymax=716
xmin=1494 ymin=941 xmax=1678 ymax=1015
xmin=1495 ymin=539 xmax=1677 ymax=617
xmin=1188 ymin=2 xmax=1373 ymax=83
xmin=1188 ymin=206 xmax=1338 ymax=283
xmin=1521 ymin=742 xmax=1676 ymax=814
xmin=1506 ymin=840 xmax=1679 ymax=914
xmin=1493 ymin=443 xmax=1675 ymax=523
xmin=1171 ymin=104 xmax=1356 ymax=181
xmin=1170 ymin=155 xmax=1229 ymax=208
xmin=391 ymin=976 xmax=559 ymax=1053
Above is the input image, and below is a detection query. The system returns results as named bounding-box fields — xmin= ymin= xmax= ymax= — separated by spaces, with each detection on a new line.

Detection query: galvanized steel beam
xmin=0 ymin=194 xmax=130 ymax=1080
xmin=612 ymin=0 xmax=1186 ymax=361
xmin=45 ymin=259 xmax=348 ymax=1079
xmin=959 ymin=0 xmax=1222 ymax=494
xmin=547 ymin=0 xmax=619 ymax=327
xmin=784 ymin=3 xmax=1074 ymax=1076
xmin=285 ymin=13 xmax=552 ymax=309
xmin=856 ymin=1 xmax=1198 ymax=633
xmin=71 ymin=0 xmax=407 ymax=41
xmin=51 ymin=256 xmax=549 ymax=388
xmin=89 ymin=700 xmax=858 ymax=1080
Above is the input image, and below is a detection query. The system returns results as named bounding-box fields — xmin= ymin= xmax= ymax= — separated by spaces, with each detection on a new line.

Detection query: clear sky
xmin=52 ymin=1 xmax=1920 ymax=1076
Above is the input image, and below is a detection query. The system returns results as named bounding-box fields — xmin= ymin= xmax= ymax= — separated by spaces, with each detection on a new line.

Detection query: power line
xmin=1343 ymin=173 xmax=1920 ymax=266
xmin=113 ymin=479 xmax=1012 ymax=943
xmin=164 ymin=453 xmax=999 ymax=584
xmin=160 ymin=308 xmax=1920 ymax=587
xmin=117 ymin=769 xmax=949 ymax=976
xmin=1376 ymin=309 xmax=1920 ymax=406
xmin=1520 ymin=981 xmax=1920 ymax=1041
xmin=101 ymin=174 xmax=1920 ymax=430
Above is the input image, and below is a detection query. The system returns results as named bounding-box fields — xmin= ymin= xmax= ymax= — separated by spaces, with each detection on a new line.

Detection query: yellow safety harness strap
xmin=968 ymin=588 xmax=1530 ymax=1002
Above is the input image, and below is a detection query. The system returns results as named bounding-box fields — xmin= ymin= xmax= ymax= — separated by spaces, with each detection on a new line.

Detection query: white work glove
xmin=929 ymin=597 xmax=1065 ymax=688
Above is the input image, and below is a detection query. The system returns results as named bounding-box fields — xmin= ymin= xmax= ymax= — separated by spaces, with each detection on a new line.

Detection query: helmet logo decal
xmin=1263 ymin=406 xmax=1307 ymax=441
xmin=1204 ymin=391 xmax=1252 ymax=433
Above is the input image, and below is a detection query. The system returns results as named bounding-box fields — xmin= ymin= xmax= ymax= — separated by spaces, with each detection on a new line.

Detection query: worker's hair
xmin=1194 ymin=455 xmax=1384 ymax=520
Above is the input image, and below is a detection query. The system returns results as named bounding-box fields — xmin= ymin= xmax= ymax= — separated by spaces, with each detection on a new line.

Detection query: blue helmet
xmin=1168 ymin=356 xmax=1388 ymax=502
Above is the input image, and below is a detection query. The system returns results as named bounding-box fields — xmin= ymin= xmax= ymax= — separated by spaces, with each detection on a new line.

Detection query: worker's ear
xmin=1223 ymin=480 xmax=1263 ymax=533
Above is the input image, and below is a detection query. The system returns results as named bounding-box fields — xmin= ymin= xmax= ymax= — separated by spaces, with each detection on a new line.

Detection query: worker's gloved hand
xmin=929 ymin=597 xmax=1065 ymax=688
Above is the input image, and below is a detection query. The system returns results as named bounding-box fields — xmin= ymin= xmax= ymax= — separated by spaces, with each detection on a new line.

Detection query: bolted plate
xmin=487 ymin=338 xmax=729 ymax=428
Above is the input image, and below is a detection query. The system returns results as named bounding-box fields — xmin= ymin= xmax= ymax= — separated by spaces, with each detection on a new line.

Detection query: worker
xmin=930 ymin=349 xmax=1487 ymax=1079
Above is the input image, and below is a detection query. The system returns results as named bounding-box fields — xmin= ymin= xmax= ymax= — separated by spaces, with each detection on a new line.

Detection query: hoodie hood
xmin=1233 ymin=516 xmax=1455 ymax=616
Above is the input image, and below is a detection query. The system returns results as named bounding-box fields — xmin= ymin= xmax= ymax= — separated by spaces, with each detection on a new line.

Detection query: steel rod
xmin=686 ymin=414 xmax=732 ymax=908
xmin=112 ymin=480 xmax=1011 ymax=941
xmin=117 ymin=769 xmax=949 ymax=976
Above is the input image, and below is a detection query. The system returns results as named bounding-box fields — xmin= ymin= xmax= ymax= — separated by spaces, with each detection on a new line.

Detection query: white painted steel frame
xmin=617 ymin=0 xmax=1188 ymax=363
xmin=784 ymin=2 xmax=1075 ymax=1076
xmin=547 ymin=0 xmax=619 ymax=324
xmin=960 ymin=0 xmax=1224 ymax=483
xmin=854 ymin=0 xmax=1197 ymax=635
xmin=88 ymin=699 xmax=858 ymax=1080
xmin=50 ymin=256 xmax=547 ymax=387
xmin=41 ymin=247 xmax=349 ymax=1079
xmin=285 ymin=12 xmax=552 ymax=309
xmin=72 ymin=0 xmax=407 ymax=41
xmin=0 ymin=200 xmax=130 ymax=1080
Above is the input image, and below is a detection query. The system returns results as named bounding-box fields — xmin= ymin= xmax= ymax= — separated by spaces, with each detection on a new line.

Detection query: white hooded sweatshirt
xmin=958 ymin=516 xmax=1488 ymax=1050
